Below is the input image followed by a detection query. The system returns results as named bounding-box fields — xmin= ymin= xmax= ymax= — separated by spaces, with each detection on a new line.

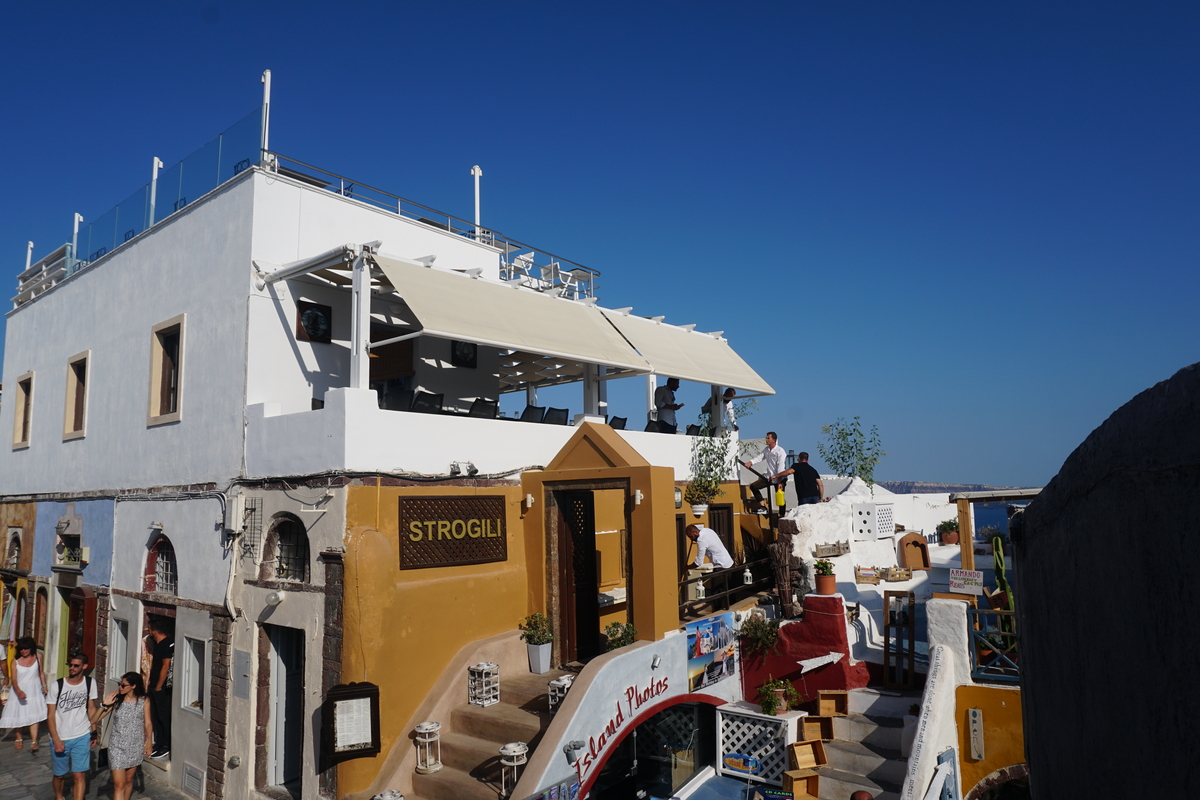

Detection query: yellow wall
xmin=956 ymin=685 xmax=1024 ymax=794
xmin=338 ymin=483 xmax=528 ymax=796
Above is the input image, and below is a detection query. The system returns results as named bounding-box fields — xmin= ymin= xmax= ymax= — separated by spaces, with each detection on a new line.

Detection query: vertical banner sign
xmin=399 ymin=496 xmax=507 ymax=569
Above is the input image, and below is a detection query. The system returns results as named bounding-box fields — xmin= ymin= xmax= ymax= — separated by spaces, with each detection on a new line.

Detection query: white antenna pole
xmin=149 ymin=157 xmax=164 ymax=226
xmin=471 ymin=165 xmax=483 ymax=240
xmin=25 ymin=241 xmax=34 ymax=272
xmin=72 ymin=214 xmax=83 ymax=258
xmin=260 ymin=69 xmax=272 ymax=161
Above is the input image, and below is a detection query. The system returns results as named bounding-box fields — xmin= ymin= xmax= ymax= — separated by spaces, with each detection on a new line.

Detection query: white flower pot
xmin=527 ymin=642 xmax=552 ymax=674
xmin=690 ymin=504 xmax=708 ymax=516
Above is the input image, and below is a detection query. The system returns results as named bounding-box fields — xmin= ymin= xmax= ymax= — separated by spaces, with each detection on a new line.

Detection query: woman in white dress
xmin=0 ymin=636 xmax=48 ymax=750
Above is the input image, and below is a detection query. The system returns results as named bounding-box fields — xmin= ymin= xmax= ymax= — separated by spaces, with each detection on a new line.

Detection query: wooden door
xmin=558 ymin=491 xmax=599 ymax=662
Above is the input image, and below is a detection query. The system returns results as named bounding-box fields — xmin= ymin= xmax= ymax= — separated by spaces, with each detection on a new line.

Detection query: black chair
xmin=645 ymin=420 xmax=661 ymax=432
xmin=382 ymin=388 xmax=414 ymax=412
xmin=467 ymin=398 xmax=499 ymax=418
xmin=410 ymin=391 xmax=444 ymax=414
xmin=520 ymin=405 xmax=546 ymax=423
xmin=609 ymin=416 xmax=627 ymax=430
xmin=685 ymin=424 xmax=702 ymax=436
xmin=543 ymin=407 xmax=569 ymax=425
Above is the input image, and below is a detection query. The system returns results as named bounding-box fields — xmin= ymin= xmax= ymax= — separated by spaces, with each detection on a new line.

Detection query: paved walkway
xmin=0 ymin=728 xmax=190 ymax=800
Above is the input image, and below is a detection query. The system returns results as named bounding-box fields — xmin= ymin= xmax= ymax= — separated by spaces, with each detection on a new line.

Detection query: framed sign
xmin=325 ymin=682 xmax=380 ymax=763
xmin=399 ymin=496 xmax=507 ymax=570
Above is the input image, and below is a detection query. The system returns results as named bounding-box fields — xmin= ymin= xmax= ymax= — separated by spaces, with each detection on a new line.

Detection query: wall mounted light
xmin=633 ymin=489 xmax=644 ymax=505
xmin=524 ymin=494 xmax=535 ymax=510
xmin=265 ymin=591 xmax=284 ymax=607
xmin=563 ymin=740 xmax=585 ymax=766
xmin=651 ymin=655 xmax=662 ymax=670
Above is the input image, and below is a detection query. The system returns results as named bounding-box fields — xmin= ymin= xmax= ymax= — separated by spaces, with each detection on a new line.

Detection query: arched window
xmin=144 ymin=536 xmax=178 ymax=595
xmin=261 ymin=516 xmax=310 ymax=582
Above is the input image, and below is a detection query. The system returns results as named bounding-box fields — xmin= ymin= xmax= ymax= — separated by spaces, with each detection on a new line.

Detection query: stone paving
xmin=0 ymin=729 xmax=190 ymax=800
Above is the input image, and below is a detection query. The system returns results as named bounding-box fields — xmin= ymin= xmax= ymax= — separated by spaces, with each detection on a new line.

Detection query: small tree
xmin=817 ymin=416 xmax=886 ymax=487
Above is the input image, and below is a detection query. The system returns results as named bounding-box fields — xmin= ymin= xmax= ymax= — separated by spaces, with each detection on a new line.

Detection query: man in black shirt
xmin=772 ymin=451 xmax=825 ymax=504
xmin=148 ymin=616 xmax=174 ymax=759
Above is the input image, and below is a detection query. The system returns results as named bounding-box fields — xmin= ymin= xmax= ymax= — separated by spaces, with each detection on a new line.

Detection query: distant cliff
xmin=877 ymin=481 xmax=1030 ymax=494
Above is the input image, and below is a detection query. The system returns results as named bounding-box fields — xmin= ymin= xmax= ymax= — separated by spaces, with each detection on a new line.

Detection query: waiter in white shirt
xmin=744 ymin=431 xmax=786 ymax=511
xmin=686 ymin=525 xmax=734 ymax=569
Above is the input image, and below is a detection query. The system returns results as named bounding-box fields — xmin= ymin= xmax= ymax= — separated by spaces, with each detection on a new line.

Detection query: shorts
xmin=51 ymin=734 xmax=92 ymax=776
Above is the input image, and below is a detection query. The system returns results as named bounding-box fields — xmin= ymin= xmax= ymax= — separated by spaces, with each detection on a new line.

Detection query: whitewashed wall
xmin=112 ymin=498 xmax=230 ymax=606
xmin=0 ymin=176 xmax=255 ymax=494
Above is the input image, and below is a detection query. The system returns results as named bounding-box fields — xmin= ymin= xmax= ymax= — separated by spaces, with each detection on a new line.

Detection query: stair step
xmin=849 ymin=687 xmax=922 ymax=718
xmin=439 ymin=731 xmax=516 ymax=774
xmin=834 ymin=712 xmax=906 ymax=751
xmin=821 ymin=740 xmax=907 ymax=785
xmin=814 ymin=765 xmax=902 ymax=800
xmin=499 ymin=668 xmax=574 ymax=709
xmin=452 ymin=700 xmax=547 ymax=746
xmin=411 ymin=762 xmax=501 ymax=800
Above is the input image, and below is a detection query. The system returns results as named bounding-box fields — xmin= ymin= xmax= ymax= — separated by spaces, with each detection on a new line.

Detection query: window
xmin=63 ymin=351 xmax=90 ymax=439
xmin=148 ymin=314 xmax=185 ymax=425
xmin=181 ymin=636 xmax=206 ymax=713
xmin=12 ymin=371 xmax=33 ymax=448
xmin=6 ymin=530 xmax=19 ymax=570
xmin=144 ymin=536 xmax=178 ymax=594
xmin=261 ymin=516 xmax=310 ymax=582
xmin=109 ymin=618 xmax=128 ymax=679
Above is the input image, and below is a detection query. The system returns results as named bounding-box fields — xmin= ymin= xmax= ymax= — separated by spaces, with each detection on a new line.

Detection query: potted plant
xmin=738 ymin=614 xmax=781 ymax=660
xmin=813 ymin=559 xmax=836 ymax=595
xmin=604 ymin=621 xmax=638 ymax=651
xmin=936 ymin=518 xmax=959 ymax=545
xmin=684 ymin=417 xmax=736 ymax=515
xmin=755 ymin=675 xmax=801 ymax=716
xmin=521 ymin=612 xmax=553 ymax=674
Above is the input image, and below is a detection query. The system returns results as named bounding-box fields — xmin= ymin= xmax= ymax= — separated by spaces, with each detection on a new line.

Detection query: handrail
xmin=967 ymin=608 xmax=1019 ymax=683
xmin=679 ymin=554 xmax=772 ymax=620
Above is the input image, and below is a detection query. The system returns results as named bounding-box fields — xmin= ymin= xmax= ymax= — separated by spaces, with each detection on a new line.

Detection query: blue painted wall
xmin=32 ymin=499 xmax=114 ymax=586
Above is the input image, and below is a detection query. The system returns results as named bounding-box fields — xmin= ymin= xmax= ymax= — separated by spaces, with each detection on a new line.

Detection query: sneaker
xmin=152 ymin=748 xmax=170 ymax=759
xmin=754 ymin=508 xmax=768 ymax=516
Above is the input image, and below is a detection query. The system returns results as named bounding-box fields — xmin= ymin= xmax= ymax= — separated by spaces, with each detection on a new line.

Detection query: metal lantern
xmin=499 ymin=741 xmax=529 ymax=797
xmin=468 ymin=661 xmax=500 ymax=707
xmin=414 ymin=721 xmax=442 ymax=774
xmin=548 ymin=675 xmax=575 ymax=715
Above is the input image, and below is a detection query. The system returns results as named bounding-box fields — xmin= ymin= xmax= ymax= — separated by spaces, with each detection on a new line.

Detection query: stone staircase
xmin=409 ymin=668 xmax=573 ymax=800
xmin=813 ymin=687 xmax=917 ymax=800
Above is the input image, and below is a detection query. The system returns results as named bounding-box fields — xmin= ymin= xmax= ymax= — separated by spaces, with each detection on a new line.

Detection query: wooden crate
xmin=817 ymin=690 xmax=849 ymax=717
xmin=783 ymin=769 xmax=820 ymax=799
xmin=883 ymin=566 xmax=913 ymax=582
xmin=854 ymin=566 xmax=880 ymax=585
xmin=800 ymin=715 xmax=834 ymax=741
xmin=786 ymin=739 xmax=827 ymax=771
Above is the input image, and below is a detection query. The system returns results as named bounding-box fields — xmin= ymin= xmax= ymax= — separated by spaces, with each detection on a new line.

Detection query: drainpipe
xmin=149 ymin=157 xmax=163 ymax=226
xmin=471 ymin=165 xmax=483 ymax=241
xmin=260 ymin=70 xmax=272 ymax=162
xmin=349 ymin=250 xmax=371 ymax=390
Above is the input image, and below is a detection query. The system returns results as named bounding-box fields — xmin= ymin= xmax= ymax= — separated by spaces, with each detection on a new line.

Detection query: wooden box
xmin=800 ymin=715 xmax=834 ymax=741
xmin=783 ymin=769 xmax=820 ymax=799
xmin=854 ymin=566 xmax=880 ymax=585
xmin=817 ymin=690 xmax=849 ymax=717
xmin=786 ymin=739 xmax=827 ymax=771
xmin=883 ymin=566 xmax=913 ymax=582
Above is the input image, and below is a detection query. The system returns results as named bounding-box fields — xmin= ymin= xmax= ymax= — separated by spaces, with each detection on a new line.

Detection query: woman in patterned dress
xmin=90 ymin=671 xmax=152 ymax=800
xmin=0 ymin=636 xmax=48 ymax=750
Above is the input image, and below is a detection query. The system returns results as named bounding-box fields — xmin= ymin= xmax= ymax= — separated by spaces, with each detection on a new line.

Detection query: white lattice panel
xmin=876 ymin=504 xmax=894 ymax=537
xmin=717 ymin=709 xmax=788 ymax=785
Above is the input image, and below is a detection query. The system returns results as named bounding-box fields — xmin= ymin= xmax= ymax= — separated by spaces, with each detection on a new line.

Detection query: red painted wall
xmin=739 ymin=594 xmax=869 ymax=704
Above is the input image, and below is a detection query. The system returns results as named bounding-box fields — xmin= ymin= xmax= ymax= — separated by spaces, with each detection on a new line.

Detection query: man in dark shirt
xmin=772 ymin=451 xmax=825 ymax=504
xmin=148 ymin=616 xmax=174 ymax=759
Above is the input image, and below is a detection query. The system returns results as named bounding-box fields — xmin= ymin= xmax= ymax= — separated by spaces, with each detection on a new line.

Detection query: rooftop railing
xmin=270 ymin=154 xmax=600 ymax=299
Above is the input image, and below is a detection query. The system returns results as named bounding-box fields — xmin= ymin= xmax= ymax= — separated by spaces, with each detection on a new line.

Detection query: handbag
xmin=92 ymin=700 xmax=115 ymax=773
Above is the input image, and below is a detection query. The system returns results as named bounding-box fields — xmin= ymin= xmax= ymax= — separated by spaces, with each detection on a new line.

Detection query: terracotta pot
xmin=772 ymin=687 xmax=789 ymax=713
xmin=815 ymin=574 xmax=837 ymax=595
xmin=940 ymin=530 xmax=959 ymax=545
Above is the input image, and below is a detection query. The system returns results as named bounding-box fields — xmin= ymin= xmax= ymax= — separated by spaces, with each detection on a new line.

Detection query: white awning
xmin=600 ymin=311 xmax=775 ymax=395
xmin=370 ymin=254 xmax=653 ymax=376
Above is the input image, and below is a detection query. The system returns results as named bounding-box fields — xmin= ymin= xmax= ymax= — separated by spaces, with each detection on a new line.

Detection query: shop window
xmin=592 ymin=702 xmax=716 ymax=799
xmin=63 ymin=351 xmax=89 ymax=439
xmin=181 ymin=636 xmax=205 ymax=713
xmin=145 ymin=536 xmax=178 ymax=594
xmin=109 ymin=618 xmax=129 ymax=679
xmin=148 ymin=314 xmax=185 ymax=425
xmin=12 ymin=371 xmax=33 ymax=448
xmin=261 ymin=516 xmax=310 ymax=582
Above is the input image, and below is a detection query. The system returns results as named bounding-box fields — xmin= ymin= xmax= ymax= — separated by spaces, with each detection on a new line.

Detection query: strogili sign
xmin=949 ymin=568 xmax=984 ymax=595
xmin=398 ymin=496 xmax=507 ymax=569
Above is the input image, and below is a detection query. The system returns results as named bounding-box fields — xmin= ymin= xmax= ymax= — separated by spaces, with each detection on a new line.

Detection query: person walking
xmin=46 ymin=652 xmax=98 ymax=800
xmin=0 ymin=636 xmax=48 ymax=751
xmin=90 ymin=672 xmax=151 ymax=800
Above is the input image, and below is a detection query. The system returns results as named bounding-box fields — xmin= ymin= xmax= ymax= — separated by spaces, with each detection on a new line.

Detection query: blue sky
xmin=2 ymin=2 xmax=1196 ymax=487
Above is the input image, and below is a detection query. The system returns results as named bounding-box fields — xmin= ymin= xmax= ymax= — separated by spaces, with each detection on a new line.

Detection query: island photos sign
xmin=398 ymin=496 xmax=507 ymax=569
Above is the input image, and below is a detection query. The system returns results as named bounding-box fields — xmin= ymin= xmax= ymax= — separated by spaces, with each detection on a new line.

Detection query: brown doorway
xmin=556 ymin=490 xmax=600 ymax=663
xmin=708 ymin=505 xmax=734 ymax=557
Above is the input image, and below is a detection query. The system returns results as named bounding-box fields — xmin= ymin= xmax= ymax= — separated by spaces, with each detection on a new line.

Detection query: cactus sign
xmin=949 ymin=568 xmax=984 ymax=595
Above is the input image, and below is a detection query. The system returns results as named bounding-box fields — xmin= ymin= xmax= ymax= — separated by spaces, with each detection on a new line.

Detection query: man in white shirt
xmin=744 ymin=431 xmax=787 ymax=511
xmin=46 ymin=652 xmax=98 ymax=800
xmin=654 ymin=377 xmax=684 ymax=433
xmin=686 ymin=524 xmax=734 ymax=569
